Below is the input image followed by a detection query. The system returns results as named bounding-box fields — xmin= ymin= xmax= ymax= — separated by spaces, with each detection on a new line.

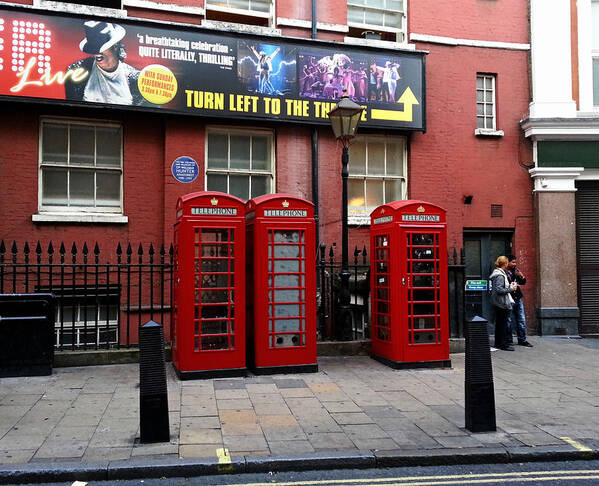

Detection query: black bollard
xmin=465 ymin=316 xmax=496 ymax=432
xmin=139 ymin=320 xmax=170 ymax=443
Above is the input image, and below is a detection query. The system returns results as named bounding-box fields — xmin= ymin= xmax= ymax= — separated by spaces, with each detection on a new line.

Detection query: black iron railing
xmin=0 ymin=241 xmax=173 ymax=351
xmin=1 ymin=240 xmax=465 ymax=351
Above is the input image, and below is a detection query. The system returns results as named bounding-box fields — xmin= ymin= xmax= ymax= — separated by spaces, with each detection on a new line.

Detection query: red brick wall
xmin=409 ymin=0 xmax=530 ymax=45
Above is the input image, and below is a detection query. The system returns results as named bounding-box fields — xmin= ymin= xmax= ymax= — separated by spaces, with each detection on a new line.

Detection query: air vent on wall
xmin=491 ymin=204 xmax=503 ymax=218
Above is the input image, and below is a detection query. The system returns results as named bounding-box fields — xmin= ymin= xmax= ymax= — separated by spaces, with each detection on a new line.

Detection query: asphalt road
xmin=16 ymin=459 xmax=599 ymax=486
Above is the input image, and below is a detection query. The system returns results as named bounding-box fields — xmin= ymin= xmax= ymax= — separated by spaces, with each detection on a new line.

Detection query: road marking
xmin=225 ymin=470 xmax=599 ymax=486
xmin=216 ymin=447 xmax=233 ymax=471
xmin=561 ymin=436 xmax=593 ymax=451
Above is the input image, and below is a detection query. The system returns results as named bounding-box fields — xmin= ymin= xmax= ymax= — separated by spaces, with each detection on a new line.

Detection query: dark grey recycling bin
xmin=0 ymin=294 xmax=56 ymax=377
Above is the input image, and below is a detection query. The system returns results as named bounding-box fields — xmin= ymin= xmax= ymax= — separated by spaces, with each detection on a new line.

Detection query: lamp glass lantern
xmin=328 ymin=96 xmax=364 ymax=144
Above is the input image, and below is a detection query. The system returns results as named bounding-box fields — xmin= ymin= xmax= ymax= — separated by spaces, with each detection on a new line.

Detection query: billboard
xmin=0 ymin=6 xmax=426 ymax=130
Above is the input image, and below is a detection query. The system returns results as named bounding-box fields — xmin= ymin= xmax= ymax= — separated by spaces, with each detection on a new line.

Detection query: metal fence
xmin=1 ymin=240 xmax=465 ymax=351
xmin=0 ymin=241 xmax=173 ymax=351
xmin=316 ymin=243 xmax=466 ymax=342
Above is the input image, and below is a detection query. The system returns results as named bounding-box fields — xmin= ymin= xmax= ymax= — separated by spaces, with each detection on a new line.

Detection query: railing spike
xmin=169 ymin=243 xmax=174 ymax=256
xmin=71 ymin=242 xmax=77 ymax=255
xmin=138 ymin=243 xmax=144 ymax=255
xmin=60 ymin=242 xmax=66 ymax=254
xmin=149 ymin=243 xmax=155 ymax=255
xmin=127 ymin=243 xmax=132 ymax=255
xmin=160 ymin=244 xmax=165 ymax=256
xmin=48 ymin=241 xmax=54 ymax=254
xmin=116 ymin=242 xmax=122 ymax=255
xmin=11 ymin=241 xmax=17 ymax=254
xmin=0 ymin=240 xmax=5 ymax=254
xmin=94 ymin=242 xmax=100 ymax=255
xmin=83 ymin=242 xmax=89 ymax=255
xmin=24 ymin=242 xmax=30 ymax=254
xmin=36 ymin=241 xmax=42 ymax=255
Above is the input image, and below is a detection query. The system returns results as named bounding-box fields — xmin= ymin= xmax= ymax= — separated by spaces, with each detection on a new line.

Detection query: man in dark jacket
xmin=506 ymin=254 xmax=533 ymax=347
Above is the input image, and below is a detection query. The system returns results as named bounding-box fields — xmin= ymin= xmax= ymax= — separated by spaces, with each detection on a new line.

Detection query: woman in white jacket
xmin=489 ymin=256 xmax=517 ymax=351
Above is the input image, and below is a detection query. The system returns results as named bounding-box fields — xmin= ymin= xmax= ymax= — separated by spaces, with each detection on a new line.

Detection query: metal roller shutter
xmin=576 ymin=181 xmax=599 ymax=336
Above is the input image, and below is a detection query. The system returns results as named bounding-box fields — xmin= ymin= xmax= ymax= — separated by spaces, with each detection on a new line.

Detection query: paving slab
xmin=1 ymin=336 xmax=599 ymax=482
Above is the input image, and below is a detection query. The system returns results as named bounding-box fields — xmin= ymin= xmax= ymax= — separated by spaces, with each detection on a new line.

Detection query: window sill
xmin=474 ymin=128 xmax=504 ymax=137
xmin=32 ymin=213 xmax=128 ymax=224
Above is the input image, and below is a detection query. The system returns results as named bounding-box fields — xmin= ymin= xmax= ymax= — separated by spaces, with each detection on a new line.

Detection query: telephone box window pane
xmin=42 ymin=169 xmax=68 ymax=206
xmin=70 ymin=170 xmax=95 ymax=206
xmin=376 ymin=288 xmax=388 ymax=300
xmin=202 ymin=229 xmax=230 ymax=242
xmin=207 ymin=174 xmax=227 ymax=193
xmin=413 ymin=289 xmax=435 ymax=301
xmin=274 ymin=230 xmax=300 ymax=243
xmin=377 ymin=314 xmax=389 ymax=326
xmin=412 ymin=247 xmax=435 ymax=260
xmin=274 ymin=259 xmax=300 ymax=273
xmin=201 ymin=290 xmax=229 ymax=303
xmin=413 ymin=303 xmax=435 ymax=315
xmin=70 ymin=126 xmax=95 ymax=165
xmin=413 ymin=262 xmax=435 ymax=274
xmin=272 ymin=289 xmax=301 ymax=302
xmin=412 ymin=233 xmax=435 ymax=245
xmin=273 ymin=274 xmax=300 ymax=287
xmin=42 ymin=124 xmax=68 ymax=163
xmin=413 ymin=275 xmax=435 ymax=287
xmin=377 ymin=328 xmax=389 ymax=340
xmin=377 ymin=301 xmax=389 ymax=313
xmin=274 ymin=304 xmax=300 ymax=318
xmin=201 ymin=274 xmax=229 ymax=288
xmin=201 ymin=320 xmax=229 ymax=334
xmin=201 ymin=244 xmax=230 ymax=258
xmin=194 ymin=337 xmax=200 ymax=351
xmin=201 ymin=336 xmax=229 ymax=350
xmin=96 ymin=127 xmax=121 ymax=167
xmin=201 ymin=305 xmax=228 ymax=318
xmin=230 ymin=175 xmax=250 ymax=200
xmin=414 ymin=332 xmax=436 ymax=344
xmin=230 ymin=135 xmax=251 ymax=169
xmin=207 ymin=133 xmax=228 ymax=168
xmin=201 ymin=259 xmax=229 ymax=272
xmin=413 ymin=317 xmax=436 ymax=330
xmin=96 ymin=172 xmax=121 ymax=207
xmin=377 ymin=261 xmax=388 ymax=273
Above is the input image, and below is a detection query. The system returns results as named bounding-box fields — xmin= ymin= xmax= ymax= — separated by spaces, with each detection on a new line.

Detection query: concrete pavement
xmin=1 ymin=336 xmax=599 ymax=483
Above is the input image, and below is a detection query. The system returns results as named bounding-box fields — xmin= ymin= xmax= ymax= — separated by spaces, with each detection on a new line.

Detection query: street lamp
xmin=328 ymin=93 xmax=364 ymax=340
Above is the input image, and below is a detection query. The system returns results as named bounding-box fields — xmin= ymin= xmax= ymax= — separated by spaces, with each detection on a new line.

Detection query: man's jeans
xmin=507 ymin=299 xmax=527 ymax=342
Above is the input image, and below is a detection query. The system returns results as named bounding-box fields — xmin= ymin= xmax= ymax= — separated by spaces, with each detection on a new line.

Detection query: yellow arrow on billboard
xmin=370 ymin=87 xmax=420 ymax=122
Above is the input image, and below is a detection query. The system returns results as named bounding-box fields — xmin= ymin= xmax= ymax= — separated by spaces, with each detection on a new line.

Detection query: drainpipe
xmin=311 ymin=0 xmax=319 ymax=248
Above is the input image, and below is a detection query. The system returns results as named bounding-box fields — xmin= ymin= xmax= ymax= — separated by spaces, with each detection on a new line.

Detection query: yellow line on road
xmin=227 ymin=469 xmax=599 ymax=486
xmin=561 ymin=436 xmax=593 ymax=451
xmin=217 ymin=447 xmax=233 ymax=472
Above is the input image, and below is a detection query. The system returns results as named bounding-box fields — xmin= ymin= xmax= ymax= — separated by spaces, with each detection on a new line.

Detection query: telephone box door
xmin=246 ymin=194 xmax=318 ymax=374
xmin=173 ymin=192 xmax=246 ymax=379
xmin=403 ymin=229 xmax=447 ymax=362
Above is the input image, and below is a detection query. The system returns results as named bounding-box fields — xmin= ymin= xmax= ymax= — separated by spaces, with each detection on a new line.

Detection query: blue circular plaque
xmin=171 ymin=156 xmax=199 ymax=183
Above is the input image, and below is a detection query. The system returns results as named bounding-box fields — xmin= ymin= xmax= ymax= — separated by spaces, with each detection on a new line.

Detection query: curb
xmin=1 ymin=445 xmax=598 ymax=484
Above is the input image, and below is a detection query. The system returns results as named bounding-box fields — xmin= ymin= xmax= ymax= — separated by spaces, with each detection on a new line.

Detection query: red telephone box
xmin=172 ymin=192 xmax=246 ymax=379
xmin=370 ymin=200 xmax=451 ymax=369
xmin=246 ymin=194 xmax=318 ymax=374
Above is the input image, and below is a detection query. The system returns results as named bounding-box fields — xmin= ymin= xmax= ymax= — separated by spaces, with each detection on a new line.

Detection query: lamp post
xmin=328 ymin=93 xmax=365 ymax=340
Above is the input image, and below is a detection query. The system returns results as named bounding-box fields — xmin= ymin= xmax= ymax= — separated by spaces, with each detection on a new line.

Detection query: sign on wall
xmin=171 ymin=156 xmax=199 ymax=183
xmin=0 ymin=6 xmax=426 ymax=130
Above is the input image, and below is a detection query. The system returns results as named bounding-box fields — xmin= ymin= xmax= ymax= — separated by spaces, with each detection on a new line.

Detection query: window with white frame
xmin=39 ymin=119 xmax=123 ymax=213
xmin=348 ymin=136 xmax=407 ymax=223
xmin=206 ymin=128 xmax=274 ymax=200
xmin=476 ymin=74 xmax=496 ymax=130
xmin=347 ymin=0 xmax=406 ymax=43
xmin=592 ymin=0 xmax=599 ymax=105
xmin=205 ymin=0 xmax=272 ymax=26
